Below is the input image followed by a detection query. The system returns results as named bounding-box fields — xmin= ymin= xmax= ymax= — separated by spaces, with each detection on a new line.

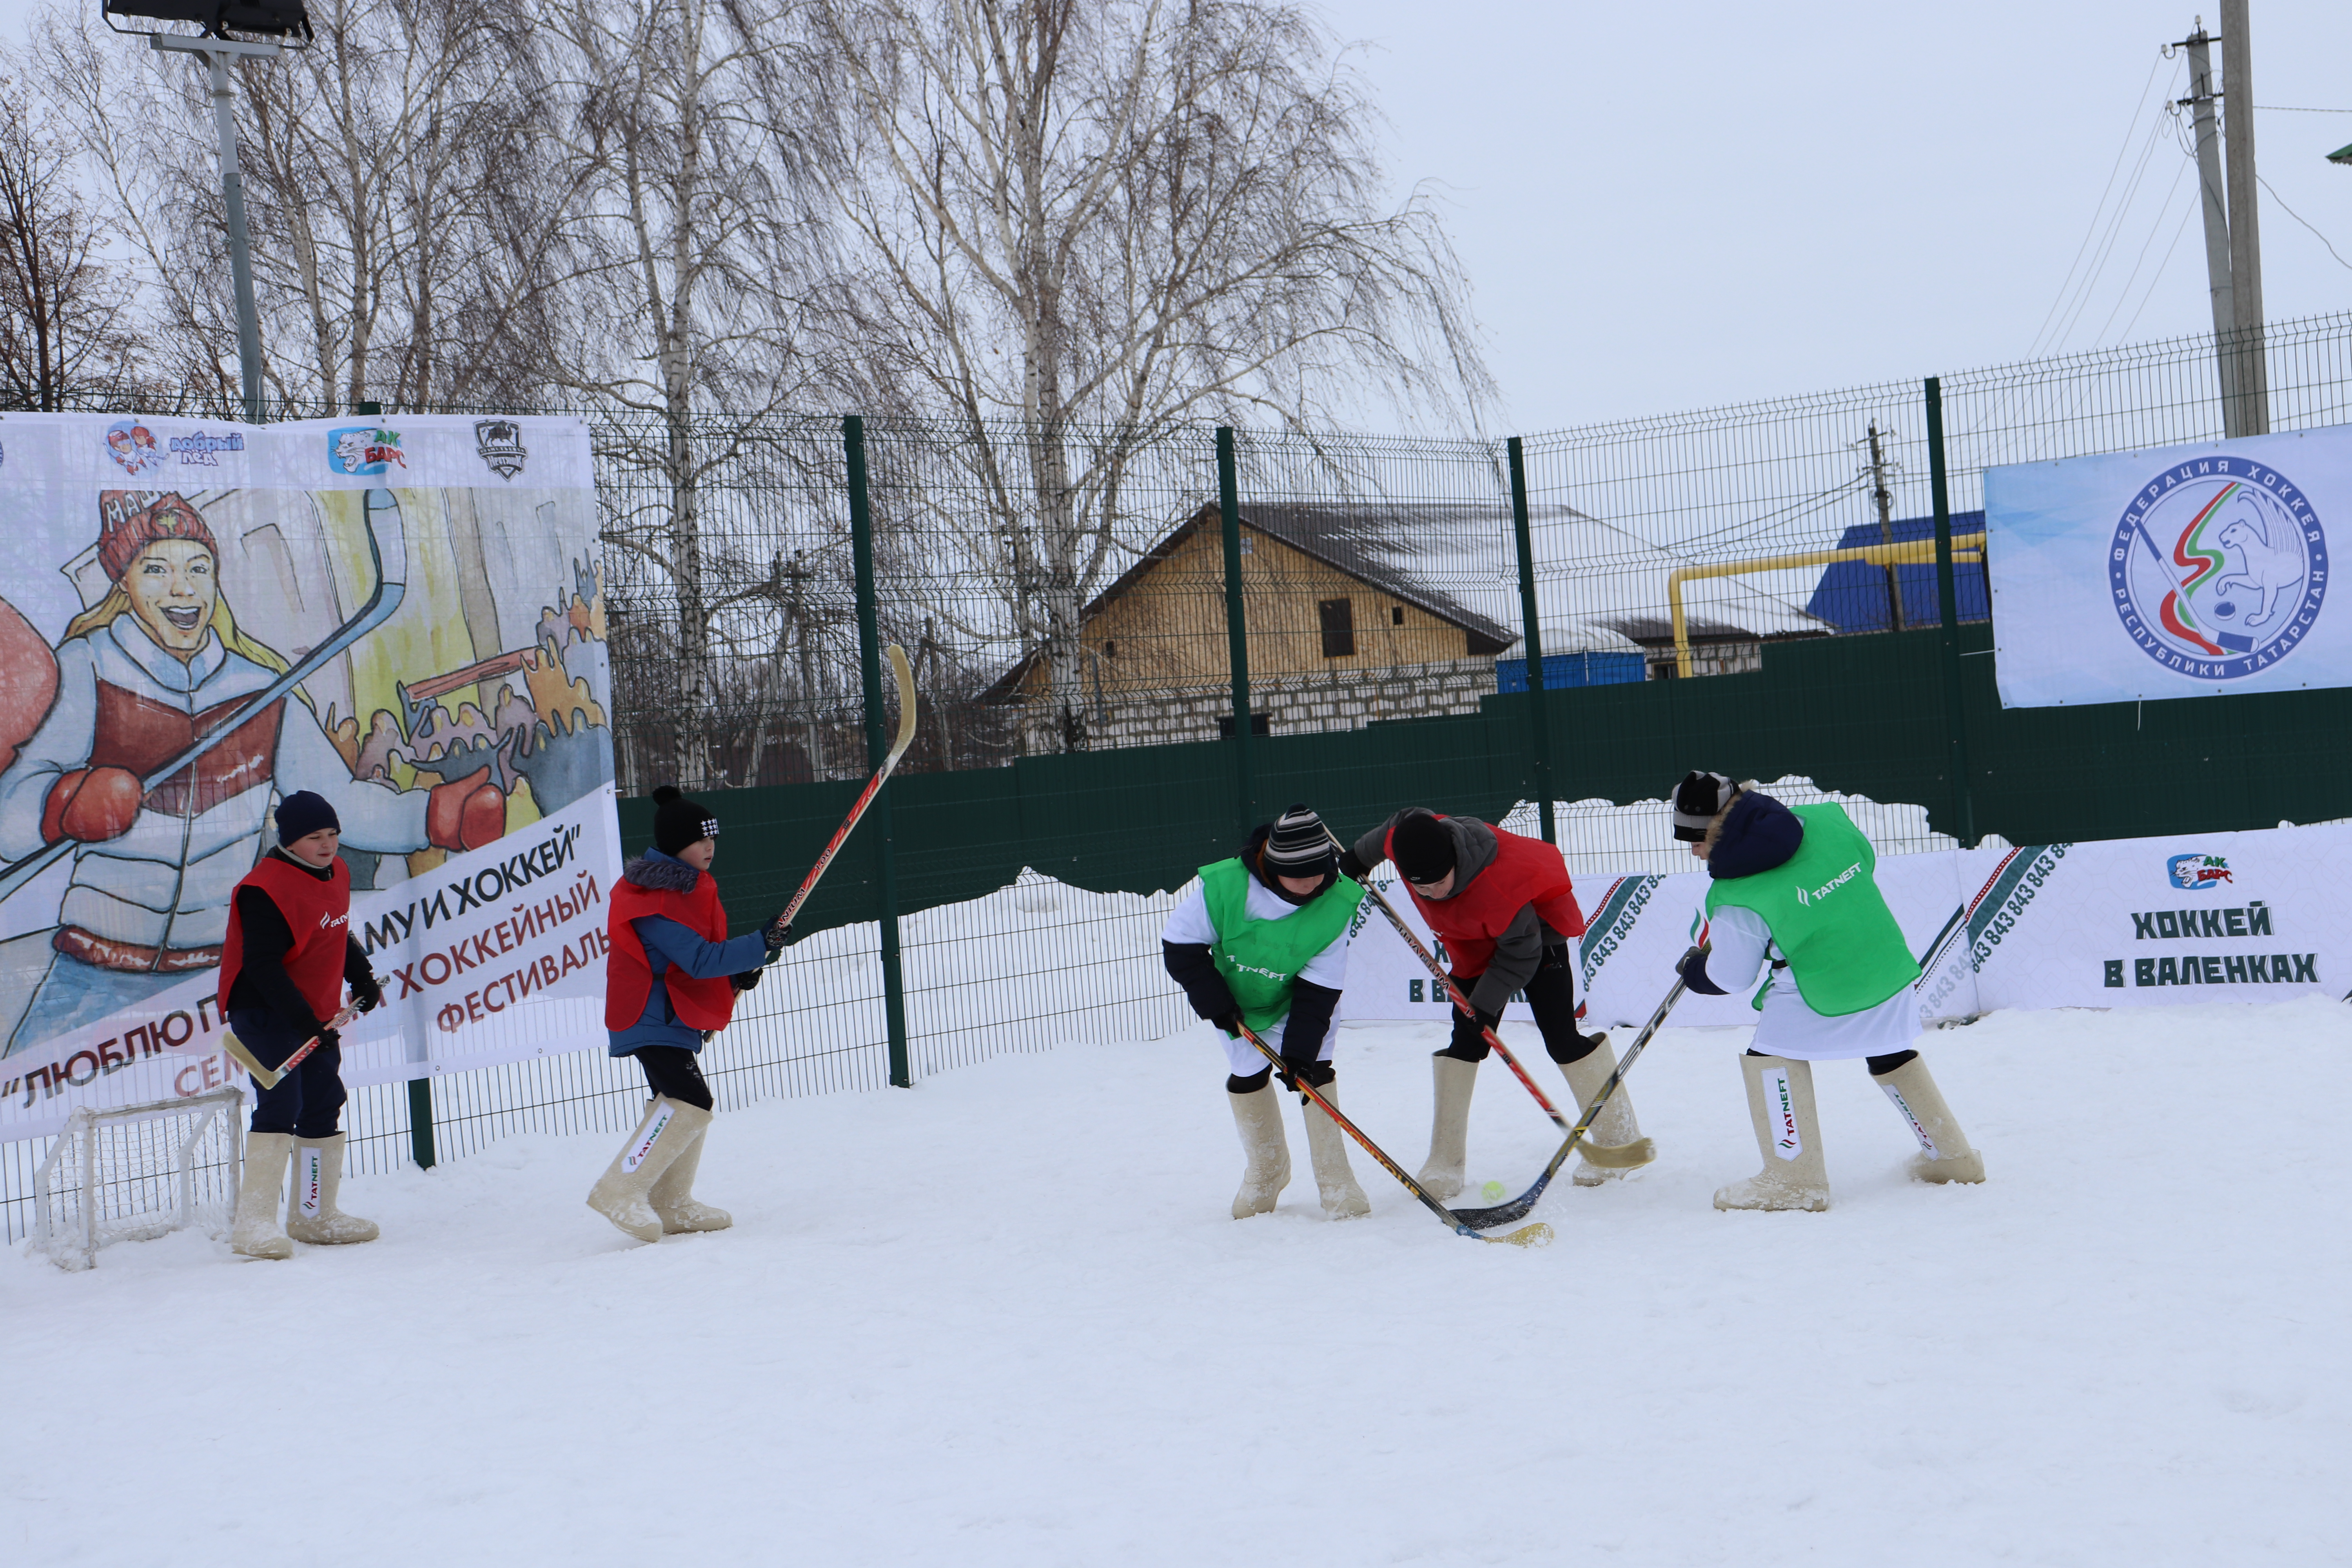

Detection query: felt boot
xmin=588 ymin=1097 xmax=707 ymax=1242
xmin=1416 ymin=1053 xmax=1478 ymax=1200
xmin=286 ymin=1134 xmax=379 ymax=1243
xmin=1227 ymin=1085 xmax=1292 ymax=1218
xmin=1873 ymin=1056 xmax=1986 ymax=1184
xmin=649 ymin=1112 xmax=733 ymax=1233
xmin=1300 ymin=1084 xmax=1370 ymax=1220
xmin=232 ymin=1131 xmax=294 ymax=1260
xmin=1559 ymin=1034 xmax=1654 ymax=1185
xmin=1715 ymin=1054 xmax=1830 ymax=1212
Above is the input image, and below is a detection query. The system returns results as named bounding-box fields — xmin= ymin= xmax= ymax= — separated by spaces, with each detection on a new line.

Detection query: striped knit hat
xmin=1261 ymin=803 xmax=1336 ymax=878
xmin=1672 ymin=771 xmax=1740 ymax=842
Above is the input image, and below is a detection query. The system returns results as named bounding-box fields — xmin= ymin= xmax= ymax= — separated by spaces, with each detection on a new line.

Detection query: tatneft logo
xmin=1767 ymin=1068 xmax=1803 ymax=1158
xmin=1225 ymin=959 xmax=1287 ymax=982
xmin=300 ymin=1149 xmax=324 ymax=1216
xmin=1793 ymin=861 xmax=1863 ymax=907
xmin=2109 ymin=457 xmax=2327 ymax=681
xmin=621 ymin=1105 xmax=673 ymax=1172
xmin=2167 ymin=852 xmax=2233 ymax=891
xmin=328 ymin=426 xmax=407 ymax=475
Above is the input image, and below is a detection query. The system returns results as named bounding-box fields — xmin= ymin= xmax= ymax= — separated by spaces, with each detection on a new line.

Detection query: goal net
xmin=32 ymin=1089 xmax=245 ymax=1271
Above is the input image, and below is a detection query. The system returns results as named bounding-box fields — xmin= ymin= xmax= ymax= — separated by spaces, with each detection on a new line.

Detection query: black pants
xmin=1441 ymin=946 xmax=1599 ymax=1065
xmin=233 ymin=1007 xmax=348 ymax=1138
xmin=630 ymin=1045 xmax=715 ymax=1112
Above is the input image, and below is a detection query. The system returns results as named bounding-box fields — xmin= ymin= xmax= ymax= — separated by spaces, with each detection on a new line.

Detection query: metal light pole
xmin=150 ymin=33 xmax=278 ymax=423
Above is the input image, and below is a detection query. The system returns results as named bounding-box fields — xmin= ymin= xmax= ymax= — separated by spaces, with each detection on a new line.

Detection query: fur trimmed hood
xmin=622 ymin=851 xmax=703 ymax=894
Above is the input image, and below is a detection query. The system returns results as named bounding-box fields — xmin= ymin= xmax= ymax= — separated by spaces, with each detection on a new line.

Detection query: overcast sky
xmin=4 ymin=1 xmax=2347 ymax=432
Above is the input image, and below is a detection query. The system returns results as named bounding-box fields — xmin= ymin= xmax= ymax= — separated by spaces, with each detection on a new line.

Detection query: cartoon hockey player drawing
xmin=0 ymin=490 xmax=506 ymax=1052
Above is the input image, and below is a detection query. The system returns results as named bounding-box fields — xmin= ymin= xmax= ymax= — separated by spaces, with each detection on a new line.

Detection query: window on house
xmin=1103 ymin=640 xmax=1117 ymax=659
xmin=1391 ymin=606 xmax=1405 ymax=626
xmin=1318 ymin=597 xmax=1355 ymax=658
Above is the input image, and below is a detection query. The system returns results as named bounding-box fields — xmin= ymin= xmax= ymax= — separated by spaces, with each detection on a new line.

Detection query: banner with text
xmin=1339 ymin=824 xmax=2348 ymax=1033
xmin=0 ymin=411 xmax=616 ymax=1140
xmin=1984 ymin=424 xmax=2348 ymax=708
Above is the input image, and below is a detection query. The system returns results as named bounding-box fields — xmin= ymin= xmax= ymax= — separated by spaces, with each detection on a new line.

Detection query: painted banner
xmin=1984 ymin=424 xmax=2345 ymax=708
xmin=1339 ymin=824 xmax=2348 ymax=1031
xmin=0 ymin=412 xmax=617 ymax=1140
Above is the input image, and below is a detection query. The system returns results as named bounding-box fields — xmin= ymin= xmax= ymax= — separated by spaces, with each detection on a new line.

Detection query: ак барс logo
xmin=2109 ymin=457 xmax=2326 ymax=680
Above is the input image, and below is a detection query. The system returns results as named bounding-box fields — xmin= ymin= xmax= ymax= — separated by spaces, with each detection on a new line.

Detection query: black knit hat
xmin=1391 ymin=810 xmax=1456 ymax=883
xmin=276 ymin=790 xmax=339 ymax=846
xmin=1672 ymin=771 xmax=1739 ymax=842
xmin=1261 ymin=803 xmax=1336 ymax=879
xmin=652 ymin=784 xmax=721 ymax=857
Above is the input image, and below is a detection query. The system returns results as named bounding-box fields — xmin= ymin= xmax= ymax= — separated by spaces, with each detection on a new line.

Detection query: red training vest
xmin=605 ymin=868 xmax=738 ymax=1032
xmin=219 ymin=853 xmax=352 ymax=1024
xmin=1386 ymin=816 xmax=1585 ymax=976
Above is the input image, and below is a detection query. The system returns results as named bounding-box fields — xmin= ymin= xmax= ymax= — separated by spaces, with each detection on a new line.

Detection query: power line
xmin=2256 ymin=173 xmax=2352 ymax=272
xmin=2028 ymin=54 xmax=2172 ymax=358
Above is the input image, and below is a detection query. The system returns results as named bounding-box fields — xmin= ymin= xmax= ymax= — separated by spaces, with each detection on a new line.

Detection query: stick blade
xmin=1576 ymin=1135 xmax=1657 ymax=1171
xmin=884 ymin=643 xmax=918 ymax=760
xmin=220 ymin=1030 xmax=279 ymax=1091
xmin=1450 ymin=1180 xmax=1547 ymax=1230
xmin=1490 ymin=1222 xmax=1553 ymax=1248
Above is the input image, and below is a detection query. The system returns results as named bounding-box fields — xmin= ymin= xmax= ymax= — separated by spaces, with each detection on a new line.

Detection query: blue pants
xmin=231 ymin=1007 xmax=348 ymax=1139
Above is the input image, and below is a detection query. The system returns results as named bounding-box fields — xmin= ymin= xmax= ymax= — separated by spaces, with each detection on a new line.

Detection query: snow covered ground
xmin=7 ymin=996 xmax=2349 ymax=1566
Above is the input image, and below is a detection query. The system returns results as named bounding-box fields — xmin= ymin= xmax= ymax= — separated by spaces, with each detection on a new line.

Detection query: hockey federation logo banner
xmin=1983 ymin=425 xmax=2347 ymax=708
xmin=0 ymin=412 xmax=618 ymax=1139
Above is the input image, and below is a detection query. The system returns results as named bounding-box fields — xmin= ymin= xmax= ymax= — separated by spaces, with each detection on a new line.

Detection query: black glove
xmin=1677 ymin=944 xmax=1727 ymax=995
xmin=1213 ymin=1009 xmax=1245 ymax=1037
xmin=763 ymin=913 xmax=794 ymax=955
xmin=1337 ymin=845 xmax=1369 ymax=880
xmin=350 ymin=970 xmax=383 ymax=1014
xmin=1472 ymin=1004 xmax=1502 ymax=1034
xmin=310 ymin=1026 xmax=341 ymax=1054
xmin=730 ymin=968 xmax=763 ymax=993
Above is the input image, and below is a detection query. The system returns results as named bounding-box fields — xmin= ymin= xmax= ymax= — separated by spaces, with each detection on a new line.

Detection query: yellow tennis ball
xmin=1482 ymin=1180 xmax=1506 ymax=1200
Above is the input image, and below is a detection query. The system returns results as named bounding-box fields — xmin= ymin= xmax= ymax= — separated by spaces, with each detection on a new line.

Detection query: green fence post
xmin=1924 ymin=377 xmax=1978 ymax=847
xmin=844 ymin=415 xmax=912 ymax=1089
xmin=406 ymin=1077 xmax=435 ymax=1169
xmin=1216 ymin=427 xmax=1255 ymax=839
xmin=1506 ymin=437 xmax=1557 ymax=844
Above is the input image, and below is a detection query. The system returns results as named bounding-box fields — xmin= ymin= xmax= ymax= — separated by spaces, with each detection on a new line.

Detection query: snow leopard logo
xmin=2109 ymin=457 xmax=2326 ymax=681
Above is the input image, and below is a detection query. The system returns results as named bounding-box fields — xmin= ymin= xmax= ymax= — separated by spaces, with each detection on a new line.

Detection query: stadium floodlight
xmin=100 ymin=2 xmax=309 ymax=423
xmin=101 ymin=1 xmax=310 ymax=40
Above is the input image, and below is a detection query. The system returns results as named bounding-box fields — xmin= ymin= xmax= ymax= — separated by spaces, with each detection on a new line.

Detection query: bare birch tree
xmin=0 ymin=68 xmax=138 ymax=409
xmin=806 ymin=0 xmax=1491 ymax=751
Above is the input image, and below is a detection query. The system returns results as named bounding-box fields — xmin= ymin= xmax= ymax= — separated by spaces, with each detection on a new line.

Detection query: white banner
xmin=0 ymin=412 xmax=616 ymax=1140
xmin=1338 ymin=824 xmax=2348 ymax=1030
xmin=1984 ymin=425 xmax=2345 ymax=707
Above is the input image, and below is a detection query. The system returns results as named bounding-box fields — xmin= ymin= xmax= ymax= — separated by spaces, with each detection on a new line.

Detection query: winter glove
xmin=730 ymin=968 xmax=764 ymax=993
xmin=426 ymin=767 xmax=506 ymax=852
xmin=350 ymin=970 xmax=384 ymax=1014
xmin=1213 ymin=1009 xmax=1245 ymax=1038
xmin=310 ymin=1026 xmax=342 ymax=1056
xmin=42 ymin=766 xmax=143 ymax=844
xmin=1336 ymin=845 xmax=1369 ymax=881
xmin=1676 ymin=944 xmax=1727 ymax=995
xmin=762 ymin=913 xmax=794 ymax=955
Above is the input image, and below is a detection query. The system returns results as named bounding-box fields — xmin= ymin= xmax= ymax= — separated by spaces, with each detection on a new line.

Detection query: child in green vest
xmin=1670 ymin=771 xmax=1985 ymax=1211
xmin=1162 ymin=804 xmax=1370 ymax=1220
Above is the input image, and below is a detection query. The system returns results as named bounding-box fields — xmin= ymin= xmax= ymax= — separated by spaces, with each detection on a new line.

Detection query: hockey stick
xmin=1229 ymin=1016 xmax=1552 ymax=1249
xmin=0 ymin=488 xmax=410 ymax=906
xmin=220 ymin=1002 xmax=364 ymax=1091
xmin=1330 ymin=832 xmax=1653 ymax=1169
xmin=1450 ymin=971 xmax=1691 ymax=1230
xmin=764 ymin=644 xmax=916 ymax=954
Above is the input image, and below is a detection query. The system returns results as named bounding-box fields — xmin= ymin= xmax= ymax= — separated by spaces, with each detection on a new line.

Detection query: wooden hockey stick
xmin=221 ymin=1002 xmax=365 ymax=1091
xmin=765 ymin=644 xmax=917 ymax=952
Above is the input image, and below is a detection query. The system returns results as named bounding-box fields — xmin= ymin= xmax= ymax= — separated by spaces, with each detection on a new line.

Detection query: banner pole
xmin=1925 ymin=377 xmax=1977 ymax=848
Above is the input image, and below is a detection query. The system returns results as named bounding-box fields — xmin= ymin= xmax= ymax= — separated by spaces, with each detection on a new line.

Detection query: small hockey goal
xmin=32 ymin=1089 xmax=245 ymax=1271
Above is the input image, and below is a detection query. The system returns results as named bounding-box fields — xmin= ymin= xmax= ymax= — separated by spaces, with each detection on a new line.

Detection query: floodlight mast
xmin=104 ymin=3 xmax=312 ymax=423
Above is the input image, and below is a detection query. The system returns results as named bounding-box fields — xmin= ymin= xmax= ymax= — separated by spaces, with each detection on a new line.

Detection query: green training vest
xmin=1702 ymin=803 xmax=1919 ymax=1017
xmin=1199 ymin=858 xmax=1366 ymax=1033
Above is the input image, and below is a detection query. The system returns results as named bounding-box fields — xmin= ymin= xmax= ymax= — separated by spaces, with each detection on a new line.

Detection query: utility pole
xmin=2179 ymin=22 xmax=2243 ymax=431
xmin=1865 ymin=423 xmax=1903 ymax=631
xmin=2219 ymin=0 xmax=2269 ymax=434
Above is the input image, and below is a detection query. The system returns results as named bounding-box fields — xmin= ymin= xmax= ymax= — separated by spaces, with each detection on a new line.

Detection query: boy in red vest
xmin=589 ymin=786 xmax=791 ymax=1243
xmin=1342 ymin=808 xmax=1651 ymax=1197
xmin=220 ymin=791 xmax=385 ymax=1259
